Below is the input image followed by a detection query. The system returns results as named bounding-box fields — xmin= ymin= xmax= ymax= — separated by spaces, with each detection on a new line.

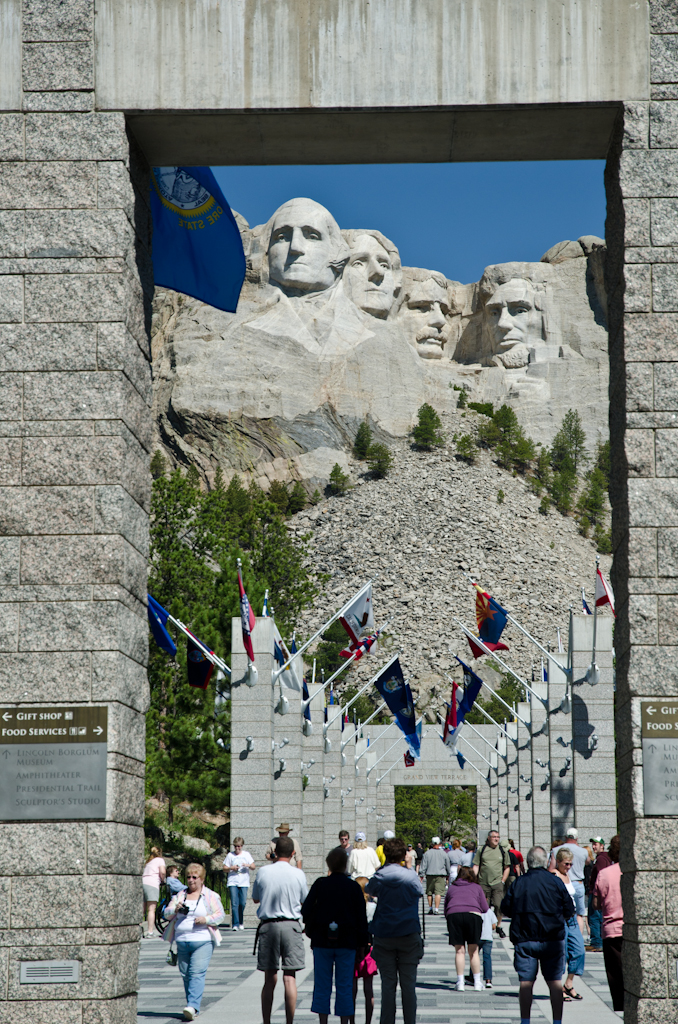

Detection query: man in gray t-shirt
xmin=548 ymin=828 xmax=590 ymax=929
xmin=252 ymin=837 xmax=309 ymax=1024
xmin=420 ymin=838 xmax=449 ymax=914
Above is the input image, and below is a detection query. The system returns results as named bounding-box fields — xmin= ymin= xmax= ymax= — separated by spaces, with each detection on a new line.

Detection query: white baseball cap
xmin=355 ymin=831 xmax=366 ymax=842
xmin=384 ymin=830 xmax=395 ymax=840
xmin=566 ymin=827 xmax=579 ymax=838
xmin=431 ymin=836 xmax=441 ymax=844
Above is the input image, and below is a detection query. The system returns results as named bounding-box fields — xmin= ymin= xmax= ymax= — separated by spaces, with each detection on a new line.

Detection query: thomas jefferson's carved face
xmin=268 ymin=199 xmax=340 ymax=294
xmin=344 ymin=234 xmax=396 ymax=318
xmin=399 ymin=278 xmax=451 ymax=359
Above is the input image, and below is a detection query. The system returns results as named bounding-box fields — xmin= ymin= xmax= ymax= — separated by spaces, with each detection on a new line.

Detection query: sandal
xmin=564 ymin=985 xmax=583 ymax=1000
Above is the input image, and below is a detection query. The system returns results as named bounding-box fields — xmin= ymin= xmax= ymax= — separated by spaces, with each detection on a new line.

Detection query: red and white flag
xmin=339 ymin=584 xmax=374 ymax=646
xmin=595 ymin=566 xmax=615 ymax=617
xmin=237 ymin=562 xmax=256 ymax=662
xmin=339 ymin=630 xmax=379 ymax=661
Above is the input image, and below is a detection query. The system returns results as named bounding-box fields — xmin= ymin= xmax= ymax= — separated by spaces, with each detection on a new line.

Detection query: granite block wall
xmin=0 ymin=3 xmax=152 ymax=1020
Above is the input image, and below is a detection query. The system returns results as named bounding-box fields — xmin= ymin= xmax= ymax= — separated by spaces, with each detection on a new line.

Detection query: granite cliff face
xmin=150 ymin=198 xmax=608 ymax=491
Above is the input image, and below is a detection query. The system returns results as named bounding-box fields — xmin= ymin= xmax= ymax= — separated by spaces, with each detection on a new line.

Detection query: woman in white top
xmin=223 ymin=836 xmax=256 ymax=930
xmin=142 ymin=846 xmax=166 ymax=938
xmin=555 ymin=848 xmax=586 ymax=1001
xmin=347 ymin=832 xmax=381 ymax=879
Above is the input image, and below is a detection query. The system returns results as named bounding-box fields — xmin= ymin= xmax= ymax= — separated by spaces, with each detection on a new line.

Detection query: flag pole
xmin=356 ymin=718 xmax=397 ymax=761
xmin=375 ymin=729 xmax=431 ymax=786
xmin=273 ymin=578 xmax=376 ymax=682
xmin=366 ymin=719 xmax=422 ymax=775
xmin=341 ymin=700 xmax=388 ymax=750
xmin=451 ymin=643 xmax=532 ymax=726
xmin=167 ymin=613 xmax=231 ymax=677
xmin=443 ymin=671 xmax=518 ymax=743
xmin=454 ymin=619 xmax=547 ymax=709
xmin=301 ymin=616 xmax=391 ymax=712
xmin=460 ymin=570 xmax=571 ymax=678
xmin=585 ymin=556 xmax=601 ymax=685
xmin=454 ymin=731 xmax=497 ymax=772
xmin=325 ymin=652 xmax=399 ymax=732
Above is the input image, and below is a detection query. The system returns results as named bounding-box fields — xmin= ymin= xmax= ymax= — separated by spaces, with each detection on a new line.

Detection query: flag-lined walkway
xmin=137 ymin=913 xmax=619 ymax=1024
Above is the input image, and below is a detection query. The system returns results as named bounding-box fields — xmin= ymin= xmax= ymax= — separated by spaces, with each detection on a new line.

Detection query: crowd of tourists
xmin=142 ymin=824 xmax=624 ymax=1023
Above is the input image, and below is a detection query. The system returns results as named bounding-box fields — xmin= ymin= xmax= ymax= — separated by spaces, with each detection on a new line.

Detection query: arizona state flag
xmin=468 ymin=584 xmax=509 ymax=659
xmin=187 ymin=637 xmax=214 ymax=690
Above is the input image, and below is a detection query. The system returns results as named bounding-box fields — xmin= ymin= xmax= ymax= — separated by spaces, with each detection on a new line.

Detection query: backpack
xmin=478 ymin=841 xmax=510 ymax=877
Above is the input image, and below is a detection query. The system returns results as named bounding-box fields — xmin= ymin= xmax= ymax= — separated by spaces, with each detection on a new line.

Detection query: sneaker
xmin=496 ymin=926 xmax=506 ymax=938
xmin=427 ymin=908 xmax=434 ymax=915
xmin=238 ymin=925 xmax=245 ymax=930
xmin=232 ymin=926 xmax=238 ymax=931
xmin=455 ymin=980 xmax=465 ymax=992
xmin=485 ymin=980 xmax=493 ymax=989
xmin=474 ymin=979 xmax=483 ymax=991
xmin=183 ymin=1009 xmax=197 ymax=1021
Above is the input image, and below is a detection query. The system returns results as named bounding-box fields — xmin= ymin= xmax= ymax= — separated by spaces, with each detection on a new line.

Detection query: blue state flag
xmin=150 ymin=166 xmax=246 ymax=313
xmin=374 ymin=658 xmax=420 ymax=759
xmin=147 ymin=593 xmax=177 ymax=658
xmin=187 ymin=636 xmax=215 ymax=690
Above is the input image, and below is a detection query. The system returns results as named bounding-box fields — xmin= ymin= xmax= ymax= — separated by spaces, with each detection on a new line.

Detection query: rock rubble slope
xmin=291 ymin=407 xmax=612 ymax=721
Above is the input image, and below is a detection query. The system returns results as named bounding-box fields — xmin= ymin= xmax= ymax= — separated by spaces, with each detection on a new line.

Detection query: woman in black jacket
xmin=302 ymin=846 xmax=369 ymax=1024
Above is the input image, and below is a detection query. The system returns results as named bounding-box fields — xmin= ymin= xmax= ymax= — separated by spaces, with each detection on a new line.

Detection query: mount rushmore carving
xmin=151 ymin=198 xmax=608 ymax=490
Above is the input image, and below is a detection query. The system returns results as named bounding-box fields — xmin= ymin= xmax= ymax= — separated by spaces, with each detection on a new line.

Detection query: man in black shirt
xmin=501 ymin=845 xmax=573 ymax=1024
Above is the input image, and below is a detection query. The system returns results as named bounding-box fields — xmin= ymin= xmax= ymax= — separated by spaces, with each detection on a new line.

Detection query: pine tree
xmin=412 ymin=403 xmax=444 ymax=449
xmin=288 ymin=481 xmax=308 ymax=514
xmin=551 ymin=409 xmax=588 ymax=474
xmin=366 ymin=443 xmax=393 ymax=477
xmin=150 ymin=449 xmax=167 ymax=479
xmin=551 ymin=454 xmax=577 ymax=514
xmin=455 ymin=433 xmax=477 ymax=463
xmin=269 ymin=479 xmax=290 ymax=514
xmin=353 ymin=421 xmax=373 ymax=459
xmin=329 ymin=463 xmax=350 ymax=495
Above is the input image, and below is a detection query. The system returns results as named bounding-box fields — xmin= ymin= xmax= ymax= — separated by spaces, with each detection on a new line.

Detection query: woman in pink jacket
xmin=443 ymin=865 xmax=489 ymax=991
xmin=163 ymin=863 xmax=225 ymax=1021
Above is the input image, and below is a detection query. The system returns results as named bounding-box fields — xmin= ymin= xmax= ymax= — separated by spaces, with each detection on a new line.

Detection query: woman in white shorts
xmin=142 ymin=845 xmax=166 ymax=937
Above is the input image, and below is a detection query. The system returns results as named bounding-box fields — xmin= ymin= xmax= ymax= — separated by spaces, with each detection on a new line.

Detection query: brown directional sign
xmin=641 ymin=700 xmax=678 ymax=738
xmin=0 ymin=707 xmax=108 ymax=821
xmin=0 ymin=706 xmax=107 ymax=744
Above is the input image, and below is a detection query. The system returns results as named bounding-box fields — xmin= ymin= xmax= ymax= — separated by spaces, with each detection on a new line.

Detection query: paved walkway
xmin=137 ymin=914 xmax=619 ymax=1024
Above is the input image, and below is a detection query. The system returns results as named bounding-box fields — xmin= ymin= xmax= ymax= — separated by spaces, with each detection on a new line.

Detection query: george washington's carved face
xmin=268 ymin=199 xmax=346 ymax=295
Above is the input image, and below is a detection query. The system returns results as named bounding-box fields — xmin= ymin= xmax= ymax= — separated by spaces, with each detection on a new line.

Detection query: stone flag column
xmin=516 ymin=704 xmax=534 ymax=854
xmin=529 ymin=681 xmax=551 ymax=849
xmin=607 ymin=8 xmax=678 ymax=1015
xmin=230 ymin=617 xmax=276 ymax=866
xmin=0 ymin=3 xmax=152 ymax=1022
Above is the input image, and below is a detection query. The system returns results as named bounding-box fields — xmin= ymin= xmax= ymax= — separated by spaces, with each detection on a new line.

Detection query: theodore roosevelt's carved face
xmin=344 ymin=234 xmax=397 ymax=318
xmin=267 ymin=198 xmax=346 ymax=295
xmin=398 ymin=276 xmax=451 ymax=359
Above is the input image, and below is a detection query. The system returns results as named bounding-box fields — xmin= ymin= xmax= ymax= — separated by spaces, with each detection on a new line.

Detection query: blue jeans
xmin=177 ymin=940 xmax=214 ymax=1012
xmin=514 ymin=940 xmax=566 ymax=982
xmin=311 ymin=947 xmax=356 ymax=1017
xmin=565 ymin=916 xmax=585 ymax=977
xmin=588 ymin=894 xmax=602 ymax=947
xmin=571 ymin=880 xmax=585 ymax=917
xmin=479 ymin=939 xmax=493 ymax=981
xmin=229 ymin=885 xmax=248 ymax=927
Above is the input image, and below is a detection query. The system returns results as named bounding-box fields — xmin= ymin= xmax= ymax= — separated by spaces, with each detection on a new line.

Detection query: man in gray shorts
xmin=252 ymin=835 xmax=308 ymax=1024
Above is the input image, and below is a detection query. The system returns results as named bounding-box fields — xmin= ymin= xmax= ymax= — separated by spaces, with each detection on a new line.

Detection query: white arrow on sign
xmin=647 ymin=706 xmax=657 ymax=716
xmin=92 ymin=726 xmax=103 ymax=736
xmin=2 ymin=712 xmax=11 ymax=721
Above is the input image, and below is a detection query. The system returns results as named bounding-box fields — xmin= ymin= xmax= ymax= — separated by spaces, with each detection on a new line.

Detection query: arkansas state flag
xmin=340 ymin=584 xmax=374 ymax=645
xmin=468 ymin=584 xmax=509 ymax=659
xmin=595 ymin=567 xmax=616 ymax=616
xmin=187 ymin=637 xmax=214 ymax=690
xmin=237 ymin=563 xmax=255 ymax=662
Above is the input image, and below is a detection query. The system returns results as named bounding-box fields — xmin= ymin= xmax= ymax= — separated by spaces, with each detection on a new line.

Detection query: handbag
xmin=166 ymin=944 xmax=178 ymax=967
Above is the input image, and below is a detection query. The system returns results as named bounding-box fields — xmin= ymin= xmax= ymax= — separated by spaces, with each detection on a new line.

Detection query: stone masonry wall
xmin=607 ymin=3 xmax=678 ymax=1019
xmin=0 ymin=2 xmax=152 ymax=1021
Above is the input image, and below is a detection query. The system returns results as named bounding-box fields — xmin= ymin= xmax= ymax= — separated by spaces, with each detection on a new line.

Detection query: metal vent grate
xmin=20 ymin=960 xmax=80 ymax=984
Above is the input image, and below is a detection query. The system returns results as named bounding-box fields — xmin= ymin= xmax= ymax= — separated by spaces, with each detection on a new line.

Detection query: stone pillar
xmin=230 ymin=617 xmax=276 ymax=865
xmin=504 ymin=722 xmax=520 ymax=846
xmin=571 ymin=616 xmax=617 ymax=839
xmin=0 ymin=2 xmax=152 ymax=1020
xmin=529 ymin=682 xmax=551 ymax=848
xmin=606 ymin=11 xmax=678 ymax=1013
xmin=301 ymin=687 xmax=325 ymax=883
xmin=548 ymin=655 xmax=574 ymax=836
xmin=516 ymin=704 xmax=534 ymax=853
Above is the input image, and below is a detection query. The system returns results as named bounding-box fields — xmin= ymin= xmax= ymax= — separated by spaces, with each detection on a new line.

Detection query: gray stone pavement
xmin=137 ymin=912 xmax=619 ymax=1024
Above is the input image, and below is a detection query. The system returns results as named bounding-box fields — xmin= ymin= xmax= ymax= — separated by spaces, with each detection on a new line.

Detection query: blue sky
xmin=212 ymin=161 xmax=606 ymax=285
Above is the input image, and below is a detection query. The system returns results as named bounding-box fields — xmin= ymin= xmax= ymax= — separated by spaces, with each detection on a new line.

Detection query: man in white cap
xmin=420 ymin=836 xmax=449 ymax=914
xmin=377 ymin=830 xmax=395 ymax=866
xmin=348 ymin=832 xmax=381 ymax=879
xmin=548 ymin=828 xmax=590 ymax=932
